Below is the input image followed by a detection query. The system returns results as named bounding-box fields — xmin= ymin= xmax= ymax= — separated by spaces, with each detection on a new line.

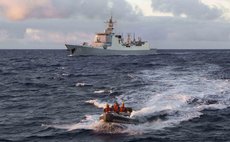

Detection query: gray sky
xmin=0 ymin=0 xmax=230 ymax=49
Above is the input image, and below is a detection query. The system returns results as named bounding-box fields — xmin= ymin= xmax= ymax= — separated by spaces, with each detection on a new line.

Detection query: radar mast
xmin=105 ymin=16 xmax=116 ymax=34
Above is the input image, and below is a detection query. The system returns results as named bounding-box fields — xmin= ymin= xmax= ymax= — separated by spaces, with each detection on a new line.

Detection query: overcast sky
xmin=0 ymin=0 xmax=230 ymax=49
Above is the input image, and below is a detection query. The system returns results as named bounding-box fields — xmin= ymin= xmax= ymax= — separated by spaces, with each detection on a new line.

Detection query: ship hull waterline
xmin=66 ymin=44 xmax=156 ymax=56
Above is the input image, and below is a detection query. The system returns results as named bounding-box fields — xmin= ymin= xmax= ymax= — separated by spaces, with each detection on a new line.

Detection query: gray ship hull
xmin=65 ymin=44 xmax=156 ymax=56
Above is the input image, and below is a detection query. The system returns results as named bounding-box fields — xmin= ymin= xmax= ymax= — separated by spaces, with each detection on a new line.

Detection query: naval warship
xmin=65 ymin=17 xmax=156 ymax=56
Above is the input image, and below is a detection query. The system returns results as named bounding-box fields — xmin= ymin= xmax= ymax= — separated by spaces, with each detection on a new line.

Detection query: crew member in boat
xmin=113 ymin=101 xmax=120 ymax=113
xmin=120 ymin=102 xmax=126 ymax=112
xmin=104 ymin=103 xmax=110 ymax=113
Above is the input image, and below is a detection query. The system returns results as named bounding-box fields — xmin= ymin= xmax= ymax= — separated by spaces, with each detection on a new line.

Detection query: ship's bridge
xmin=93 ymin=33 xmax=113 ymax=47
xmin=92 ymin=17 xmax=115 ymax=47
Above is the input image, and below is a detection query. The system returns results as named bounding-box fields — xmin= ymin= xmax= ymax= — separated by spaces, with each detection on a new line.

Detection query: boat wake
xmin=42 ymin=114 xmax=128 ymax=133
xmin=43 ymin=62 xmax=230 ymax=135
xmin=114 ymin=63 xmax=230 ymax=134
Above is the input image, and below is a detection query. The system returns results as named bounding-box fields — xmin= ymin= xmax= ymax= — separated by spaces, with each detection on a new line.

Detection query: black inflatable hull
xmin=100 ymin=112 xmax=139 ymax=124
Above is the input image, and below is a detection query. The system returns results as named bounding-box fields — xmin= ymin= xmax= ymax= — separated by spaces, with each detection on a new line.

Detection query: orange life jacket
xmin=120 ymin=106 xmax=126 ymax=112
xmin=113 ymin=104 xmax=119 ymax=113
xmin=104 ymin=106 xmax=110 ymax=112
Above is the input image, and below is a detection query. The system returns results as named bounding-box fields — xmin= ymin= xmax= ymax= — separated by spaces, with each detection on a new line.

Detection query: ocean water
xmin=0 ymin=49 xmax=229 ymax=142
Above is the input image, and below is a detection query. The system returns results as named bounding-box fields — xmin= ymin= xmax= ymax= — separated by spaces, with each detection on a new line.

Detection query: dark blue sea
xmin=0 ymin=49 xmax=230 ymax=142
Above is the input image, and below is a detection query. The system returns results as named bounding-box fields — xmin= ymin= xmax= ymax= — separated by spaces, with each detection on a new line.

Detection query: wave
xmin=85 ymin=99 xmax=108 ymax=108
xmin=41 ymin=63 xmax=230 ymax=135
xmin=93 ymin=89 xmax=113 ymax=94
xmin=71 ymin=62 xmax=230 ymax=135
xmin=113 ymin=63 xmax=230 ymax=134
xmin=42 ymin=114 xmax=129 ymax=134
xmin=42 ymin=115 xmax=99 ymax=131
xmin=76 ymin=82 xmax=93 ymax=87
xmin=22 ymin=82 xmax=49 ymax=88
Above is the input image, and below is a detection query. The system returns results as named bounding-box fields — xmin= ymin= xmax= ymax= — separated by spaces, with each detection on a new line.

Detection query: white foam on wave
xmin=94 ymin=90 xmax=106 ymax=94
xmin=42 ymin=114 xmax=129 ymax=134
xmin=93 ymin=89 xmax=113 ymax=94
xmin=85 ymin=99 xmax=110 ymax=108
xmin=67 ymin=115 xmax=101 ymax=131
xmin=42 ymin=115 xmax=101 ymax=131
xmin=62 ymin=73 xmax=69 ymax=76
xmin=76 ymin=82 xmax=92 ymax=87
